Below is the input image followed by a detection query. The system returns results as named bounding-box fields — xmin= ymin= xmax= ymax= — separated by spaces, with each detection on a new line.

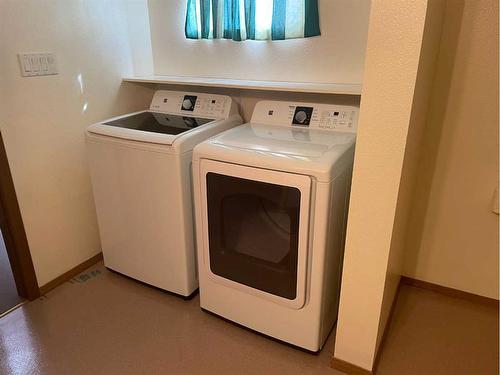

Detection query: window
xmin=185 ymin=0 xmax=320 ymax=41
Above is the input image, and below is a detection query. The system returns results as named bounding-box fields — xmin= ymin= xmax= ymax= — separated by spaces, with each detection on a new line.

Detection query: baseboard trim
xmin=400 ymin=276 xmax=499 ymax=307
xmin=331 ymin=357 xmax=373 ymax=375
xmin=39 ymin=253 xmax=103 ymax=295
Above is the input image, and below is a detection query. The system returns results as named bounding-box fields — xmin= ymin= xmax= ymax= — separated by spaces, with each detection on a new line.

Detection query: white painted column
xmin=333 ymin=0 xmax=445 ymax=371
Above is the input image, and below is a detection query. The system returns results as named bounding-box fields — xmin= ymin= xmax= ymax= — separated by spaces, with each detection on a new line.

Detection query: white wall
xmin=0 ymin=0 xmax=155 ymax=287
xmin=147 ymin=0 xmax=370 ymax=84
xmin=333 ymin=0 xmax=443 ymax=371
xmin=375 ymin=0 xmax=446 ymax=355
xmin=403 ymin=0 xmax=499 ymax=299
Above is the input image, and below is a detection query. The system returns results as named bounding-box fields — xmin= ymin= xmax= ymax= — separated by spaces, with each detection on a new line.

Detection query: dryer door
xmin=199 ymin=159 xmax=311 ymax=309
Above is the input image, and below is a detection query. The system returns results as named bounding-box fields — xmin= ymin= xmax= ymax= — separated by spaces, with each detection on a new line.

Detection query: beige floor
xmin=0 ymin=262 xmax=497 ymax=375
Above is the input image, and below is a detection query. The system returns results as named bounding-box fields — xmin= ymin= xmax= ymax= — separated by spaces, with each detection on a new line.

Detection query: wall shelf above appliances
xmin=122 ymin=75 xmax=362 ymax=96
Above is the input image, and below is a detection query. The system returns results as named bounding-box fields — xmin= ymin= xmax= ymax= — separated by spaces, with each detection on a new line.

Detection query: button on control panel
xmin=318 ymin=109 xmax=357 ymax=130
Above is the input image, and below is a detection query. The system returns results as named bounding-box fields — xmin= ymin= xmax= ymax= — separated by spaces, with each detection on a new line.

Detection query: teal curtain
xmin=185 ymin=0 xmax=320 ymax=41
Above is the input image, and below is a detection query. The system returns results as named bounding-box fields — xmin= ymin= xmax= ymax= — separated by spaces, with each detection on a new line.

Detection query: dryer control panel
xmin=251 ymin=101 xmax=359 ymax=133
xmin=149 ymin=90 xmax=234 ymax=119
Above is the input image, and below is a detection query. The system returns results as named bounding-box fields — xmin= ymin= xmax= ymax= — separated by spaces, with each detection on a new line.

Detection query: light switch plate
xmin=18 ymin=53 xmax=58 ymax=77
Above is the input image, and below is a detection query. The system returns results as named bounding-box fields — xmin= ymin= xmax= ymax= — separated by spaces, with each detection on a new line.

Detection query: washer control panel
xmin=252 ymin=101 xmax=359 ymax=133
xmin=150 ymin=90 xmax=232 ymax=119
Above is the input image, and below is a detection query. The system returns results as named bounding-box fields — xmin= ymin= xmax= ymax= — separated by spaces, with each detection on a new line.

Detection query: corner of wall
xmin=401 ymin=0 xmax=499 ymax=300
xmin=125 ymin=0 xmax=154 ymax=76
xmin=374 ymin=0 xmax=447 ymax=355
xmin=333 ymin=0 xmax=439 ymax=371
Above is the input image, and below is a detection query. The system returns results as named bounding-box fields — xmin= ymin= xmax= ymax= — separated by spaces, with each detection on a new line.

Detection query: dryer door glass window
xmin=206 ymin=172 xmax=301 ymax=300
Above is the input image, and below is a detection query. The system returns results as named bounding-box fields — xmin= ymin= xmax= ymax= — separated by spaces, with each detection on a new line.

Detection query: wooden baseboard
xmin=39 ymin=253 xmax=103 ymax=295
xmin=400 ymin=276 xmax=499 ymax=307
xmin=331 ymin=357 xmax=373 ymax=375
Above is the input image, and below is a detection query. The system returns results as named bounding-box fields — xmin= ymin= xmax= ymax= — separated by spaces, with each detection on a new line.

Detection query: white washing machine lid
xmin=87 ymin=110 xmax=215 ymax=146
xmin=86 ymin=90 xmax=238 ymax=147
xmin=194 ymin=123 xmax=356 ymax=182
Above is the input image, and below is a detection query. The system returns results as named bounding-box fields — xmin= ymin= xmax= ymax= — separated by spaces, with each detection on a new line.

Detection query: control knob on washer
xmin=182 ymin=99 xmax=193 ymax=110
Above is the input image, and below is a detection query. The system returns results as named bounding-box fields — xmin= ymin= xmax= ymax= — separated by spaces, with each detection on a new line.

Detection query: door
xmin=0 ymin=132 xmax=39 ymax=302
xmin=199 ymin=159 xmax=311 ymax=309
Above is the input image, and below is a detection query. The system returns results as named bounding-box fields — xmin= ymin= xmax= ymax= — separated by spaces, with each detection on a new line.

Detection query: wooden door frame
xmin=0 ymin=132 xmax=39 ymax=300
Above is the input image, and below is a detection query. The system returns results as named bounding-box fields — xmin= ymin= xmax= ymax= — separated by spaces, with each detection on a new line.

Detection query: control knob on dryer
xmin=294 ymin=110 xmax=308 ymax=124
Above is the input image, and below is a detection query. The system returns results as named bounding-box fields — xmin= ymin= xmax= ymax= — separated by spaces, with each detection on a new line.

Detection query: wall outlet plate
xmin=18 ymin=53 xmax=58 ymax=77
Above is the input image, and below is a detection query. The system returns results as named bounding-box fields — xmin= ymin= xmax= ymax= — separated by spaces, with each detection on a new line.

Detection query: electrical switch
xmin=18 ymin=53 xmax=58 ymax=77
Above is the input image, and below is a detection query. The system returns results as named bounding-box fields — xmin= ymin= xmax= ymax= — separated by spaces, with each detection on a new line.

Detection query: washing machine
xmin=86 ymin=90 xmax=242 ymax=297
xmin=192 ymin=100 xmax=358 ymax=350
